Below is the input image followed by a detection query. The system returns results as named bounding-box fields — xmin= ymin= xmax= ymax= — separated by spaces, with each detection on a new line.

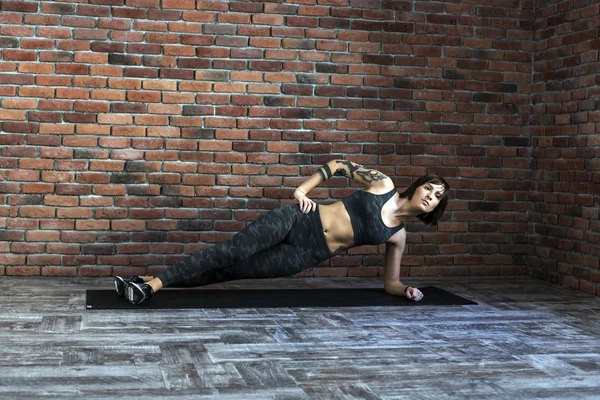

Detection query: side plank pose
xmin=114 ymin=160 xmax=450 ymax=305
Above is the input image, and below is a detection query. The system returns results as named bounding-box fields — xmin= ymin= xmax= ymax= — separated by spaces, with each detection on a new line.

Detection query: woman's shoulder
xmin=386 ymin=225 xmax=407 ymax=246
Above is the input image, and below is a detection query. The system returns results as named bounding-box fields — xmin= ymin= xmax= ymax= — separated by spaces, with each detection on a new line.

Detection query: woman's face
xmin=413 ymin=182 xmax=445 ymax=213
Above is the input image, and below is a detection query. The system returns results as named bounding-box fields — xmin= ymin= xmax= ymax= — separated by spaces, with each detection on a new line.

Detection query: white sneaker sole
xmin=114 ymin=277 xmax=125 ymax=296
xmin=126 ymin=282 xmax=145 ymax=305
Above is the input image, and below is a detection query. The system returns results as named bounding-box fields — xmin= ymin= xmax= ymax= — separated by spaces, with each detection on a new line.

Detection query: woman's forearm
xmin=296 ymin=159 xmax=338 ymax=195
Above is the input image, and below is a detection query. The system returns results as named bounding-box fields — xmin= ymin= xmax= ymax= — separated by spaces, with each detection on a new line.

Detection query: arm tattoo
xmin=335 ymin=160 xmax=387 ymax=183
xmin=319 ymin=164 xmax=333 ymax=180
xmin=335 ymin=160 xmax=360 ymax=179
xmin=317 ymin=169 xmax=327 ymax=183
xmin=335 ymin=168 xmax=348 ymax=177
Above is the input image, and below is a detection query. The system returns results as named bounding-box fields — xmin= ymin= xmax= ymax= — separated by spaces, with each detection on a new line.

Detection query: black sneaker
xmin=126 ymin=281 xmax=154 ymax=305
xmin=114 ymin=276 xmax=144 ymax=297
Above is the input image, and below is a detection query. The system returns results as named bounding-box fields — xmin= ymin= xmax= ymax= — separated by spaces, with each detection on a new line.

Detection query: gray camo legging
xmin=156 ymin=204 xmax=333 ymax=287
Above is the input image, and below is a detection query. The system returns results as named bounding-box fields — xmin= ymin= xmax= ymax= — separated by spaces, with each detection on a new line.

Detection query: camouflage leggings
xmin=156 ymin=204 xmax=333 ymax=287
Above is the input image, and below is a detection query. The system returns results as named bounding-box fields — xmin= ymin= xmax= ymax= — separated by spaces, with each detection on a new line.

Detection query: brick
xmin=15 ymin=182 xmax=50 ymax=195
xmin=7 ymin=266 xmax=40 ymax=276
xmin=90 ymin=161 xmax=125 ymax=172
xmin=78 ymin=266 xmax=112 ymax=277
xmin=20 ymin=206 xmax=56 ymax=218
xmin=41 ymin=267 xmax=77 ymax=277
xmin=45 ymin=243 xmax=79 ymax=255
xmin=0 ymin=110 xmax=26 ymax=121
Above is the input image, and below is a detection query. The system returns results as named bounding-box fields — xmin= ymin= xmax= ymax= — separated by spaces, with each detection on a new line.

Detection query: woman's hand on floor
xmin=405 ymin=287 xmax=424 ymax=302
xmin=294 ymin=189 xmax=317 ymax=213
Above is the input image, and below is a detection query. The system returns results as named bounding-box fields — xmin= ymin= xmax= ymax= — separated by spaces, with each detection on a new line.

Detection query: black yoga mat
xmin=86 ymin=286 xmax=476 ymax=310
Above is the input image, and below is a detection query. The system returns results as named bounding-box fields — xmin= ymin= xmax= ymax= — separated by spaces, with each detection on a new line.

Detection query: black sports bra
xmin=341 ymin=188 xmax=405 ymax=246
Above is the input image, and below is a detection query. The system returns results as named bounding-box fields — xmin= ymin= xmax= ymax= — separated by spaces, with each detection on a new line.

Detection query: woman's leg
xmin=123 ymin=204 xmax=331 ymax=304
xmin=177 ymin=242 xmax=325 ymax=287
xmin=148 ymin=205 xmax=302 ymax=291
xmin=152 ymin=206 xmax=333 ymax=288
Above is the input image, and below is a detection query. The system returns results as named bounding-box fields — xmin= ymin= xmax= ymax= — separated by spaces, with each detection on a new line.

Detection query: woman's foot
xmin=114 ymin=276 xmax=144 ymax=297
xmin=126 ymin=281 xmax=154 ymax=305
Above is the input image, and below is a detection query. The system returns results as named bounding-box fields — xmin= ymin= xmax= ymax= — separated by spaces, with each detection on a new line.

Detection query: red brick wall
xmin=530 ymin=0 xmax=600 ymax=295
xmin=1 ymin=0 xmax=533 ymax=279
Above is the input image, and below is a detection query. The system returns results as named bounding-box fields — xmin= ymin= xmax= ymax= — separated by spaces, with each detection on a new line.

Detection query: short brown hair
xmin=399 ymin=174 xmax=450 ymax=225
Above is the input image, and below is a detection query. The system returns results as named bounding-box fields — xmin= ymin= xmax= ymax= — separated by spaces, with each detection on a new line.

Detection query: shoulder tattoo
xmin=356 ymin=169 xmax=387 ymax=183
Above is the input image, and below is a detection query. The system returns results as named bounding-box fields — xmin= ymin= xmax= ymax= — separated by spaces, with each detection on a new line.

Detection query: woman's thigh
xmin=224 ymin=242 xmax=321 ymax=280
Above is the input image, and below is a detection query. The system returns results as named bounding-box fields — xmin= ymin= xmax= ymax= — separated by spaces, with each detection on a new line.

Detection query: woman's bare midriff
xmin=318 ymin=202 xmax=355 ymax=254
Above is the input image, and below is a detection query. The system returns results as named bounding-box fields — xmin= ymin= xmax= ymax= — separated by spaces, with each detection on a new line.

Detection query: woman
xmin=115 ymin=159 xmax=450 ymax=305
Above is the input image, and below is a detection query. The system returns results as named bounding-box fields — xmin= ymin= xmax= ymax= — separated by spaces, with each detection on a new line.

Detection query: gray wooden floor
xmin=1 ymin=275 xmax=599 ymax=399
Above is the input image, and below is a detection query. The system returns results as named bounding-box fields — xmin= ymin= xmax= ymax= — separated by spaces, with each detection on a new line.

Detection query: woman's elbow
xmin=384 ymin=280 xmax=402 ymax=296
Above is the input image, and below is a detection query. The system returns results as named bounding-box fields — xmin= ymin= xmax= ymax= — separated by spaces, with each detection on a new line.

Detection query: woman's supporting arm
xmin=384 ymin=230 xmax=424 ymax=301
xmin=383 ymin=229 xmax=408 ymax=296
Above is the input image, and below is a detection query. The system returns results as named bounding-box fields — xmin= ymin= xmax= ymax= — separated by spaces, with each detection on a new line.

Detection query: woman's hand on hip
xmin=294 ymin=189 xmax=317 ymax=213
xmin=405 ymin=287 xmax=424 ymax=302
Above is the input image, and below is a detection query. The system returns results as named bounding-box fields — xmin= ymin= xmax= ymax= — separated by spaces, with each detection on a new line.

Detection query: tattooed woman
xmin=115 ymin=160 xmax=450 ymax=305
